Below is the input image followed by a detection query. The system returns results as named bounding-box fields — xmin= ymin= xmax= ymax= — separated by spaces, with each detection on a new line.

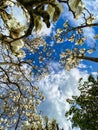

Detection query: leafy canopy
xmin=66 ymin=74 xmax=98 ymax=130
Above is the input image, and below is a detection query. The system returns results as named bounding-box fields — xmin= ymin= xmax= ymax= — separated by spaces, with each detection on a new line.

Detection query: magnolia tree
xmin=0 ymin=46 xmax=44 ymax=129
xmin=0 ymin=47 xmax=63 ymax=130
xmin=0 ymin=0 xmax=98 ymax=130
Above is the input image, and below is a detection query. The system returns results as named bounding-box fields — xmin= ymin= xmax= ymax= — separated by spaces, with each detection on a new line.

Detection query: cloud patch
xmin=37 ymin=68 xmax=88 ymax=129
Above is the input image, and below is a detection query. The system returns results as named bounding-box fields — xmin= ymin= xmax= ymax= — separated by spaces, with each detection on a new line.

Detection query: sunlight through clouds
xmin=37 ymin=67 xmax=88 ymax=129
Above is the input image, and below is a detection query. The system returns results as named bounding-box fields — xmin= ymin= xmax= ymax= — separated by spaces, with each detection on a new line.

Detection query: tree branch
xmin=15 ymin=110 xmax=21 ymax=130
xmin=77 ymin=55 xmax=98 ymax=62
xmin=64 ymin=23 xmax=98 ymax=34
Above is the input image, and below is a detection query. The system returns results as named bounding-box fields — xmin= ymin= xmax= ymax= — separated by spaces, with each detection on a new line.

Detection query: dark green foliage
xmin=65 ymin=74 xmax=98 ymax=130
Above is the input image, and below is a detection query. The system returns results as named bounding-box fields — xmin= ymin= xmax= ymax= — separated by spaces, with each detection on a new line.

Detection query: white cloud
xmin=92 ymin=71 xmax=98 ymax=77
xmin=78 ymin=63 xmax=87 ymax=69
xmin=83 ymin=27 xmax=96 ymax=47
xmin=37 ymin=67 xmax=88 ymax=129
xmin=78 ymin=63 xmax=93 ymax=70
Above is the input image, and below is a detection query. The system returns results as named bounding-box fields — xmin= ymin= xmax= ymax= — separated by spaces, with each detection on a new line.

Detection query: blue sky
xmin=0 ymin=0 xmax=98 ymax=130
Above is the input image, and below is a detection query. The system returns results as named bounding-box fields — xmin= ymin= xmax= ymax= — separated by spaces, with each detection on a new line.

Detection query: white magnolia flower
xmin=57 ymin=38 xmax=64 ymax=43
xmin=47 ymin=4 xmax=55 ymax=20
xmin=75 ymin=37 xmax=86 ymax=45
xmin=4 ymin=119 xmax=7 ymax=122
xmin=6 ymin=17 xmax=27 ymax=38
xmin=1 ymin=12 xmax=26 ymax=37
xmin=5 ymin=0 xmax=15 ymax=7
xmin=0 ymin=118 xmax=4 ymax=122
xmin=87 ymin=15 xmax=95 ymax=24
xmin=7 ymin=18 xmax=19 ymax=29
xmin=57 ymin=29 xmax=63 ymax=34
xmin=11 ymin=40 xmax=24 ymax=52
xmin=17 ymin=50 xmax=26 ymax=58
xmin=79 ymin=48 xmax=86 ymax=54
xmin=66 ymin=64 xmax=70 ymax=71
xmin=68 ymin=35 xmax=75 ymax=42
xmin=69 ymin=0 xmax=85 ymax=19
xmin=13 ymin=50 xmax=26 ymax=58
xmin=23 ymin=121 xmax=30 ymax=126
xmin=60 ymin=52 xmax=66 ymax=58
xmin=36 ymin=99 xmax=41 ymax=106
xmin=63 ymin=21 xmax=68 ymax=27
xmin=66 ymin=49 xmax=72 ymax=54
xmin=22 ymin=121 xmax=32 ymax=130
xmin=11 ymin=46 xmax=20 ymax=52
xmin=75 ymin=39 xmax=83 ymax=45
xmin=13 ymin=119 xmax=17 ymax=123
xmin=87 ymin=49 xmax=94 ymax=54
xmin=34 ymin=86 xmax=39 ymax=91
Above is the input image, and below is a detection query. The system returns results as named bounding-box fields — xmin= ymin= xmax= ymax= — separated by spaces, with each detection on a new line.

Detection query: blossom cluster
xmin=60 ymin=48 xmax=94 ymax=70
xmin=0 ymin=84 xmax=45 ymax=129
